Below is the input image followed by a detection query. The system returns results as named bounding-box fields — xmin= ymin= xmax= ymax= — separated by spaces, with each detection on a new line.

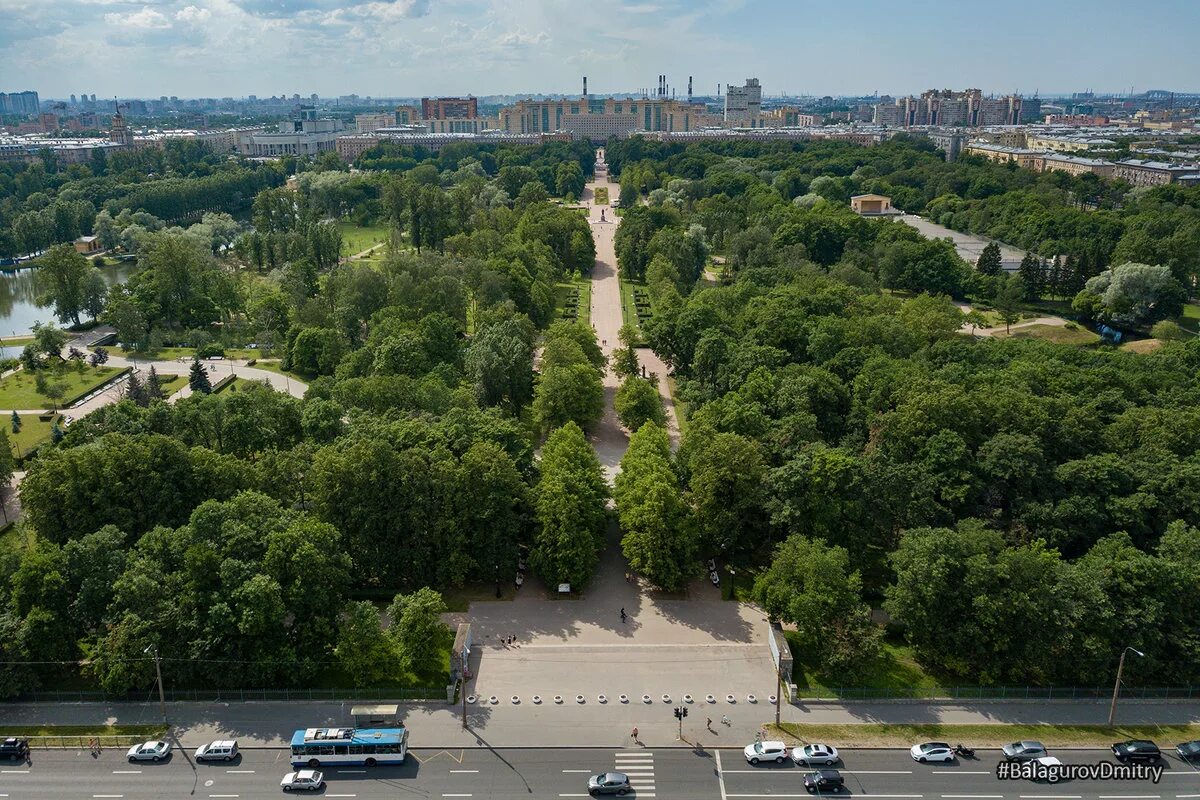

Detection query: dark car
xmin=0 ymin=737 xmax=29 ymax=759
xmin=1112 ymin=740 xmax=1161 ymax=763
xmin=804 ymin=769 xmax=846 ymax=793
xmin=1176 ymin=741 xmax=1200 ymax=761
xmin=588 ymin=772 xmax=631 ymax=796
xmin=1002 ymin=741 xmax=1047 ymax=762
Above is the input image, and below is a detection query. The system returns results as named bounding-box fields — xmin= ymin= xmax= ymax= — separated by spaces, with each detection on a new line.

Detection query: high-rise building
xmin=874 ymin=89 xmax=1027 ymax=128
xmin=0 ymin=90 xmax=41 ymax=115
xmin=421 ymin=97 xmax=479 ymax=120
xmin=499 ymin=95 xmax=706 ymax=138
xmin=724 ymin=78 xmax=762 ymax=126
xmin=109 ymin=104 xmax=133 ymax=147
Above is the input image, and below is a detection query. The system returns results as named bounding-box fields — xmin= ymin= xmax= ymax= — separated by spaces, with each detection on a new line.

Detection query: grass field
xmin=770 ymin=722 xmax=1200 ymax=748
xmin=118 ymin=346 xmax=263 ymax=361
xmin=0 ymin=724 xmax=168 ymax=738
xmin=788 ymin=636 xmax=942 ymax=696
xmin=1179 ymin=302 xmax=1200 ymax=334
xmin=619 ymin=278 xmax=650 ymax=343
xmin=0 ymin=366 xmax=121 ymax=410
xmin=593 ymin=186 xmax=609 ymax=205
xmin=1120 ymin=338 xmax=1164 ymax=354
xmin=554 ymin=276 xmax=592 ymax=326
xmin=998 ymin=323 xmax=1101 ymax=346
xmin=339 ymin=222 xmax=390 ymax=258
xmin=0 ymin=522 xmax=35 ymax=553
xmin=246 ymin=359 xmax=307 ymax=385
xmin=0 ymin=335 xmax=35 ymax=347
xmin=7 ymin=413 xmax=62 ymax=458
xmin=157 ymin=374 xmax=187 ymax=396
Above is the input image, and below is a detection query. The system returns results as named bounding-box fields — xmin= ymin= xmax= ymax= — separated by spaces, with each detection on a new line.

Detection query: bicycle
xmin=721 ymin=715 xmax=731 ymax=726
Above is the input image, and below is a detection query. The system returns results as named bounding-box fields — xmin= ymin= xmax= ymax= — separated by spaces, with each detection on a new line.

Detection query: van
xmin=195 ymin=740 xmax=239 ymax=762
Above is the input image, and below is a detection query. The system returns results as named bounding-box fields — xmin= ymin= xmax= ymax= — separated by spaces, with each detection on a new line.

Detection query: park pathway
xmin=584 ymin=149 xmax=679 ymax=481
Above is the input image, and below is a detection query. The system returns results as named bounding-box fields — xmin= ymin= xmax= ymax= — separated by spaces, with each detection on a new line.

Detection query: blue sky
xmin=3 ymin=0 xmax=1198 ymax=99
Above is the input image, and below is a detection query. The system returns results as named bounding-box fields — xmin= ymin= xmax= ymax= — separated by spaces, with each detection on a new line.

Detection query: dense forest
xmin=2 ymin=134 xmax=1199 ymax=699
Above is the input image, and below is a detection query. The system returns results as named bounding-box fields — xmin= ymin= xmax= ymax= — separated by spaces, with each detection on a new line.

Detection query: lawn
xmin=339 ymin=222 xmax=390 ymax=258
xmin=770 ymin=722 xmax=1200 ymax=748
xmin=157 ymin=374 xmax=187 ymax=396
xmin=0 ymin=366 xmax=121 ymax=410
xmin=788 ymin=636 xmax=942 ymax=697
xmin=665 ymin=375 xmax=687 ymax=436
xmin=246 ymin=359 xmax=308 ymax=385
xmin=619 ymin=278 xmax=651 ymax=343
xmin=999 ymin=323 xmax=1100 ymax=346
xmin=593 ymin=186 xmax=609 ymax=205
xmin=0 ymin=522 xmax=35 ymax=553
xmin=1178 ymin=302 xmax=1200 ymax=335
xmin=118 ymin=346 xmax=264 ymax=361
xmin=0 ymin=335 xmax=35 ymax=347
xmin=0 ymin=724 xmax=168 ymax=738
xmin=7 ymin=413 xmax=63 ymax=458
xmin=1120 ymin=338 xmax=1164 ymax=354
xmin=554 ymin=276 xmax=592 ymax=326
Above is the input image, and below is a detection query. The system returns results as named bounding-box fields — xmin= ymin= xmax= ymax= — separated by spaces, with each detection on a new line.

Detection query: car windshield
xmin=754 ymin=742 xmax=765 ymax=753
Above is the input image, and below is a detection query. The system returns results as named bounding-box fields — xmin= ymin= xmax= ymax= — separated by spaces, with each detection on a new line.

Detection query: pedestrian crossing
xmin=614 ymin=750 xmax=655 ymax=797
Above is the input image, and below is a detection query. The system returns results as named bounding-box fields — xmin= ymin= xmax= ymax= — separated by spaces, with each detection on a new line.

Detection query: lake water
xmin=0 ymin=261 xmax=135 ymax=344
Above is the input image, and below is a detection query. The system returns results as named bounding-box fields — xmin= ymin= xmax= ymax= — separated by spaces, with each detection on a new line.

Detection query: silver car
xmin=281 ymin=769 xmax=324 ymax=792
xmin=126 ymin=740 xmax=172 ymax=762
xmin=1003 ymin=740 xmax=1047 ymax=762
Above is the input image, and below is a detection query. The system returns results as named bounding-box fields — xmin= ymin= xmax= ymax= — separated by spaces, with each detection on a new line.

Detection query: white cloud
xmin=497 ymin=29 xmax=549 ymax=47
xmin=105 ymin=6 xmax=173 ymax=28
xmin=176 ymin=5 xmax=212 ymax=22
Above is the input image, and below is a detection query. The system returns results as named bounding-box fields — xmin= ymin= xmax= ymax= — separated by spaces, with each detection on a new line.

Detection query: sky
xmin=3 ymin=0 xmax=1199 ymax=100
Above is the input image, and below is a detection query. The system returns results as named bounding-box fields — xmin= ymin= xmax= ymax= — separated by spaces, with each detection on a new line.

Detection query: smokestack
xmin=688 ymin=76 xmax=693 ymax=102
xmin=583 ymin=76 xmax=587 ymax=97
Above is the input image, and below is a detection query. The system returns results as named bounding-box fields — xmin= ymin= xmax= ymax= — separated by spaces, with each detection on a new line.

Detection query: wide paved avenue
xmin=4 ymin=746 xmax=1197 ymax=800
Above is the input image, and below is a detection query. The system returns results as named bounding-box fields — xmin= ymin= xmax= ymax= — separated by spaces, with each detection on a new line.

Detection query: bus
xmin=289 ymin=727 xmax=409 ymax=768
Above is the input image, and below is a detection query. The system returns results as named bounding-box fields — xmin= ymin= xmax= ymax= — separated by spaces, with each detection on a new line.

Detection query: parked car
xmin=793 ymin=743 xmax=841 ymax=766
xmin=910 ymin=742 xmax=956 ymax=763
xmin=745 ymin=740 xmax=790 ymax=764
xmin=587 ymin=771 xmax=631 ymax=796
xmin=1112 ymin=740 xmax=1162 ymax=763
xmin=1177 ymin=741 xmax=1200 ymax=762
xmin=280 ymin=769 xmax=324 ymax=792
xmin=126 ymin=740 xmax=172 ymax=762
xmin=0 ymin=737 xmax=29 ymax=759
xmin=804 ymin=769 xmax=846 ymax=793
xmin=195 ymin=740 xmax=239 ymax=762
xmin=1003 ymin=741 xmax=1048 ymax=762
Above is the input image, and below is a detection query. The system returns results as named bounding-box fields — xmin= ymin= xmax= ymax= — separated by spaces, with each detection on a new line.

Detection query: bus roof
xmin=291 ymin=728 xmax=406 ymax=746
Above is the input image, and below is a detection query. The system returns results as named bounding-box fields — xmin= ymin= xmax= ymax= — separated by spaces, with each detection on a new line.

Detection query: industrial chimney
xmin=688 ymin=76 xmax=693 ymax=102
xmin=583 ymin=76 xmax=587 ymax=97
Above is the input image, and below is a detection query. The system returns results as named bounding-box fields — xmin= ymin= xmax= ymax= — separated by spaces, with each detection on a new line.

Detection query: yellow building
xmin=498 ymin=96 xmax=705 ymax=138
xmin=850 ymin=194 xmax=899 ymax=215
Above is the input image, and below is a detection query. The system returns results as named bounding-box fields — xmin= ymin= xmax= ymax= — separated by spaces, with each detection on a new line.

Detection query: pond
xmin=0 ymin=261 xmax=136 ymax=342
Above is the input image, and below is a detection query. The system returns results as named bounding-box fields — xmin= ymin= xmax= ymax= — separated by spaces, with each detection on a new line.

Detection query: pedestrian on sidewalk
xmin=706 ymin=717 xmax=713 ymax=732
xmin=631 ymin=727 xmax=639 ymax=743
xmin=620 ymin=607 xmax=626 ymax=623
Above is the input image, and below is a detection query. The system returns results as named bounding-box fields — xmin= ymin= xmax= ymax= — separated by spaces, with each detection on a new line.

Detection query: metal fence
xmin=12 ymin=686 xmax=446 ymax=703
xmin=790 ymin=685 xmax=1198 ymax=701
xmin=26 ymin=734 xmax=149 ymax=750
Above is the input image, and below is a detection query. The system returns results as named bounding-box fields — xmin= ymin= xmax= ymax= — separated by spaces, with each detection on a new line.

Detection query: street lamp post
xmin=143 ymin=644 xmax=167 ymax=724
xmin=1107 ymin=646 xmax=1144 ymax=726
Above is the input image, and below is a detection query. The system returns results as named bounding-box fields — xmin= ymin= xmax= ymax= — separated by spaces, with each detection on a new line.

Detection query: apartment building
xmin=498 ymin=96 xmax=705 ymax=137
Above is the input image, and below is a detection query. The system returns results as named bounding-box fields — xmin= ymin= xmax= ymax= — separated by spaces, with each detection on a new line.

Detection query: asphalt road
xmin=2 ymin=747 xmax=1197 ymax=799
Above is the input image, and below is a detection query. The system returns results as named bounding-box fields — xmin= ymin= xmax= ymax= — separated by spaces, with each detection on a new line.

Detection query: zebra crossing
xmin=614 ymin=750 xmax=655 ymax=797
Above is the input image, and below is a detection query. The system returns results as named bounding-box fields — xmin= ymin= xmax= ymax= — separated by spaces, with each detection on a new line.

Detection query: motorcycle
xmin=710 ymin=570 xmax=721 ymax=587
xmin=515 ymin=572 xmax=525 ymax=589
xmin=953 ymin=744 xmax=975 ymax=759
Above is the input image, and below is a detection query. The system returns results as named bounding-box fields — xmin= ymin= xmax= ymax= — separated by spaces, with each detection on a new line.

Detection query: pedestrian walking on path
xmin=620 ymin=607 xmax=626 ymax=623
xmin=631 ymin=727 xmax=639 ymax=743
xmin=706 ymin=717 xmax=714 ymax=732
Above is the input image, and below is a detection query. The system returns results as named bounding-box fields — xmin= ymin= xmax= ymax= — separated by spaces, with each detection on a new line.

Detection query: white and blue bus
xmin=289 ymin=727 xmax=409 ymax=768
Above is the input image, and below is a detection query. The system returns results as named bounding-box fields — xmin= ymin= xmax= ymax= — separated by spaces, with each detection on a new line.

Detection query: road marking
xmin=716 ymin=750 xmax=729 ymax=800
xmin=1177 ymin=795 xmax=1200 ymax=798
xmin=93 ymin=796 xmax=125 ymax=799
xmin=846 ymin=770 xmax=915 ymax=774
xmin=1 ymin=770 xmax=29 ymax=774
xmin=450 ymin=769 xmax=479 ymax=773
xmin=563 ymin=769 xmax=593 ymax=773
xmin=209 ymin=795 xmax=240 ymax=798
xmin=326 ymin=795 xmax=357 ymax=798
xmin=112 ymin=770 xmax=142 ymax=774
xmin=442 ymin=795 xmax=473 ymax=798
xmin=1099 ymin=796 xmax=1161 ymax=799
xmin=337 ymin=769 xmax=367 ymax=773
xmin=226 ymin=769 xmax=255 ymax=773
xmin=1020 ymin=796 xmax=1082 ymax=799
xmin=559 ymin=795 xmax=590 ymax=798
xmin=937 ymin=772 xmax=992 ymax=775
xmin=942 ymin=796 xmax=1004 ymax=798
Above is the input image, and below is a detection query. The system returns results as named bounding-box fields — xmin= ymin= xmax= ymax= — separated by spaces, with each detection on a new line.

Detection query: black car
xmin=1176 ymin=741 xmax=1200 ymax=762
xmin=0 ymin=737 xmax=29 ymax=759
xmin=1112 ymin=740 xmax=1162 ymax=763
xmin=804 ymin=769 xmax=846 ymax=793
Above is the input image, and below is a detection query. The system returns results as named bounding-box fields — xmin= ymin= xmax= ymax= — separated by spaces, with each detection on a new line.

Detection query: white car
xmin=792 ymin=743 xmax=840 ymax=765
xmin=126 ymin=740 xmax=171 ymax=762
xmin=281 ymin=769 xmax=324 ymax=792
xmin=744 ymin=740 xmax=789 ymax=764
xmin=195 ymin=740 xmax=239 ymax=762
xmin=1030 ymin=755 xmax=1064 ymax=781
xmin=910 ymin=742 xmax=956 ymax=763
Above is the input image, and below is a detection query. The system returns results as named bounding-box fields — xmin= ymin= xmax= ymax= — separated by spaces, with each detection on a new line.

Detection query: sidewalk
xmin=6 ymin=698 xmax=1199 ymax=750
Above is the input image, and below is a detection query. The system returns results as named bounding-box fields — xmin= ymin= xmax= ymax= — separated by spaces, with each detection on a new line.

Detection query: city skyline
xmin=4 ymin=0 xmax=1200 ymax=99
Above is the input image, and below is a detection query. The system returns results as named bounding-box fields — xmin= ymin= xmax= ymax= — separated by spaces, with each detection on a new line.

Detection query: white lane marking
xmin=563 ymin=769 xmax=593 ymax=773
xmin=450 ymin=769 xmax=479 ymax=773
xmin=443 ymin=795 xmax=473 ymax=798
xmin=337 ymin=769 xmax=367 ymax=773
xmin=226 ymin=769 xmax=255 ymax=773
xmin=112 ymin=770 xmax=142 ymax=774
xmin=936 ymin=772 xmax=992 ymax=775
xmin=1178 ymin=795 xmax=1200 ymax=798
xmin=942 ymin=796 xmax=1004 ymax=798
xmin=93 ymin=796 xmax=125 ymax=799
xmin=1099 ymin=796 xmax=1161 ymax=799
xmin=558 ymin=795 xmax=590 ymax=798
xmin=846 ymin=770 xmax=915 ymax=774
xmin=616 ymin=751 xmax=654 ymax=755
xmin=209 ymin=795 xmax=240 ymax=798
xmin=326 ymin=795 xmax=358 ymax=798
xmin=716 ymin=750 xmax=729 ymax=800
xmin=1 ymin=770 xmax=30 ymax=774
xmin=1020 ymin=796 xmax=1082 ymax=799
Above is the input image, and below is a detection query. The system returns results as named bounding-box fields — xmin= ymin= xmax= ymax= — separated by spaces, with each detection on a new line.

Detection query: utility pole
xmin=1108 ymin=646 xmax=1144 ymax=726
xmin=144 ymin=645 xmax=166 ymax=723
xmin=460 ymin=649 xmax=468 ymax=730
xmin=775 ymin=664 xmax=782 ymax=726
